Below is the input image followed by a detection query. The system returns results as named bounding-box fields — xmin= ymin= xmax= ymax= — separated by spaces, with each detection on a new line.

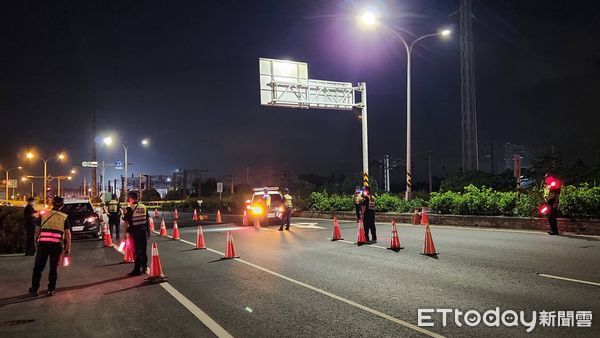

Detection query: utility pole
xmin=490 ymin=142 xmax=496 ymax=175
xmin=384 ymin=154 xmax=390 ymax=192
xmin=460 ymin=0 xmax=479 ymax=171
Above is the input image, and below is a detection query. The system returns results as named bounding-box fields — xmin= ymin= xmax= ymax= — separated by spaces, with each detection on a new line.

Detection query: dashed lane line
xmin=111 ymin=241 xmax=234 ymax=338
xmin=155 ymin=231 xmax=444 ymax=338
xmin=537 ymin=273 xmax=600 ymax=287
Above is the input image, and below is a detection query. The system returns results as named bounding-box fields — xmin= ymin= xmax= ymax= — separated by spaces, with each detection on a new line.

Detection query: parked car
xmin=245 ymin=187 xmax=284 ymax=225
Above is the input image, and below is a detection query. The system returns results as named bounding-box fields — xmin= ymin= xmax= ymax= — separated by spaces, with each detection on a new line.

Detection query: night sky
xmin=1 ymin=0 xmax=599 ymax=189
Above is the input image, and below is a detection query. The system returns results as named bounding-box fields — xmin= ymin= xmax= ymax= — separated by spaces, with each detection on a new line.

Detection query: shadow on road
xmin=104 ymin=281 xmax=155 ymax=295
xmin=561 ymin=234 xmax=600 ymax=242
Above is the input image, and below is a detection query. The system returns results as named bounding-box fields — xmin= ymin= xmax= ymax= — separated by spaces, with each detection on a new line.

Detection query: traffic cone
xmin=421 ymin=224 xmax=438 ymax=256
xmin=254 ymin=217 xmax=261 ymax=229
xmin=331 ymin=217 xmax=343 ymax=241
xmin=159 ymin=218 xmax=167 ymax=237
xmin=411 ymin=209 xmax=421 ymax=225
xmin=355 ymin=219 xmax=367 ymax=245
xmin=387 ymin=220 xmax=404 ymax=251
xmin=103 ymin=224 xmax=113 ymax=247
xmin=154 ymin=209 xmax=159 ymax=218
xmin=242 ymin=211 xmax=249 ymax=226
xmin=193 ymin=209 xmax=198 ymax=221
xmin=216 ymin=210 xmax=222 ymax=223
xmin=195 ymin=225 xmax=206 ymax=249
xmin=223 ymin=231 xmax=239 ymax=259
xmin=174 ymin=209 xmax=179 ymax=220
xmin=171 ymin=221 xmax=180 ymax=240
xmin=420 ymin=208 xmax=429 ymax=225
xmin=147 ymin=243 xmax=168 ymax=283
xmin=148 ymin=217 xmax=155 ymax=233
xmin=122 ymin=235 xmax=134 ymax=263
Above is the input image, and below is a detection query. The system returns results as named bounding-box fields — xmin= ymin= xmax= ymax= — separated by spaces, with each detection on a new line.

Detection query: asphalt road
xmin=1 ymin=212 xmax=599 ymax=337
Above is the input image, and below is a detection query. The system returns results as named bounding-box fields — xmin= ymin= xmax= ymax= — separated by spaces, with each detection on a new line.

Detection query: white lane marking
xmin=326 ymin=238 xmax=387 ymax=250
xmin=292 ymin=222 xmax=325 ymax=229
xmin=157 ymin=231 xmax=443 ymax=337
xmin=160 ymin=283 xmax=234 ymax=338
xmin=537 ymin=273 xmax=600 ymax=287
xmin=111 ymin=239 xmax=233 ymax=337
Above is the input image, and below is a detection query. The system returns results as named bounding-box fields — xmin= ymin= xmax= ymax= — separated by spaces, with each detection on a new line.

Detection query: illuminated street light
xmin=141 ymin=138 xmax=150 ymax=146
xmin=357 ymin=11 xmax=451 ymax=199
xmin=25 ymin=152 xmax=66 ymax=204
xmin=103 ymin=136 xmax=113 ymax=146
xmin=101 ymin=135 xmax=150 ymax=195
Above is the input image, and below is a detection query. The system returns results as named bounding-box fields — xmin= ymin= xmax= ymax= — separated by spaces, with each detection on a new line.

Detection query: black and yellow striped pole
xmin=359 ymin=82 xmax=369 ymax=188
xmin=363 ymin=172 xmax=369 ymax=187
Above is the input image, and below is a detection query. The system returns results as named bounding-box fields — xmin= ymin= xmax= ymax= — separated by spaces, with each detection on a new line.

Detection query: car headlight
xmin=250 ymin=206 xmax=263 ymax=215
xmin=86 ymin=216 xmax=98 ymax=223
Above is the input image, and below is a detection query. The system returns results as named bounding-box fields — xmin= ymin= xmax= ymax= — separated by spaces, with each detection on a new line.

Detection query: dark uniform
xmin=123 ymin=199 xmax=150 ymax=276
xmin=24 ymin=200 xmax=37 ymax=255
xmin=544 ymin=180 xmax=561 ymax=235
xmin=30 ymin=204 xmax=72 ymax=296
xmin=361 ymin=192 xmax=377 ymax=243
xmin=107 ymin=198 xmax=121 ymax=240
xmin=280 ymin=190 xmax=293 ymax=231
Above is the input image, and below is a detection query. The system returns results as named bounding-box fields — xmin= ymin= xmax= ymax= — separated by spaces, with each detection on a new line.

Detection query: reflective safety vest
xmin=108 ymin=200 xmax=120 ymax=214
xmin=283 ymin=194 xmax=293 ymax=208
xmin=367 ymin=196 xmax=376 ymax=211
xmin=129 ymin=203 xmax=148 ymax=228
xmin=264 ymin=194 xmax=271 ymax=208
xmin=353 ymin=194 xmax=363 ymax=205
xmin=38 ymin=210 xmax=68 ymax=244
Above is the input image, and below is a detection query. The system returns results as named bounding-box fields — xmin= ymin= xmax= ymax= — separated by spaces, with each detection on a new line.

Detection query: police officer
xmin=24 ymin=197 xmax=37 ymax=256
xmin=123 ymin=191 xmax=150 ymax=276
xmin=107 ymin=193 xmax=122 ymax=241
xmin=353 ymin=187 xmax=362 ymax=222
xmin=29 ymin=196 xmax=72 ymax=296
xmin=543 ymin=174 xmax=561 ymax=235
xmin=280 ymin=188 xmax=293 ymax=231
xmin=361 ymin=186 xmax=377 ymax=243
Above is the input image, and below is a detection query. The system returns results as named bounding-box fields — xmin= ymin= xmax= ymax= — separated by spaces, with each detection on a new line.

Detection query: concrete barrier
xmin=295 ymin=211 xmax=600 ymax=236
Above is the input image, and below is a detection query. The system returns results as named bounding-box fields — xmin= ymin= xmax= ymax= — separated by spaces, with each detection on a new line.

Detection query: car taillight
xmin=251 ymin=206 xmax=263 ymax=215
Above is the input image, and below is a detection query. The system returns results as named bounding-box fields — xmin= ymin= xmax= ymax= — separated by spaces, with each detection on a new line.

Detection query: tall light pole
xmin=102 ymin=136 xmax=149 ymax=196
xmin=27 ymin=152 xmax=65 ymax=205
xmin=1 ymin=166 xmax=22 ymax=201
xmin=358 ymin=11 xmax=451 ymax=199
xmin=56 ymin=176 xmax=72 ymax=197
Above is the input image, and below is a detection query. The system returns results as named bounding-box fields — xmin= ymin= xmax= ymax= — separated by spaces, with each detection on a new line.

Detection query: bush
xmin=309 ymin=192 xmax=426 ymax=213
xmin=0 ymin=207 xmax=26 ymax=254
xmin=559 ymin=184 xmax=600 ymax=218
xmin=430 ymin=185 xmax=517 ymax=216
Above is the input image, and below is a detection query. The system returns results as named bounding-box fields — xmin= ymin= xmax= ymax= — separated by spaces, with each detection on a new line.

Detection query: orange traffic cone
xmin=122 ymin=235 xmax=134 ymax=263
xmin=148 ymin=217 xmax=155 ymax=233
xmin=195 ymin=225 xmax=206 ymax=249
xmin=420 ymin=208 xmax=429 ymax=225
xmin=154 ymin=208 xmax=159 ymax=218
xmin=174 ymin=209 xmax=179 ymax=220
xmin=242 ymin=211 xmax=249 ymax=226
xmin=421 ymin=224 xmax=438 ymax=256
xmin=147 ymin=243 xmax=168 ymax=283
xmin=172 ymin=221 xmax=180 ymax=240
xmin=331 ymin=217 xmax=343 ymax=241
xmin=411 ymin=209 xmax=421 ymax=225
xmin=356 ymin=219 xmax=367 ymax=245
xmin=387 ymin=220 xmax=404 ymax=251
xmin=254 ymin=217 xmax=261 ymax=229
xmin=193 ymin=209 xmax=198 ymax=221
xmin=104 ymin=224 xmax=114 ymax=247
xmin=223 ymin=231 xmax=239 ymax=259
xmin=216 ymin=210 xmax=222 ymax=223
xmin=159 ymin=218 xmax=167 ymax=237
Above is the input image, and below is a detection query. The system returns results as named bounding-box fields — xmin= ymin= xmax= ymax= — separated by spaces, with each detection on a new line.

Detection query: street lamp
xmin=102 ymin=136 xmax=150 ymax=195
xmin=1 ymin=166 xmax=22 ymax=201
xmin=358 ymin=12 xmax=451 ymax=199
xmin=56 ymin=175 xmax=72 ymax=197
xmin=26 ymin=152 xmax=66 ymax=204
xmin=22 ymin=177 xmax=34 ymax=198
